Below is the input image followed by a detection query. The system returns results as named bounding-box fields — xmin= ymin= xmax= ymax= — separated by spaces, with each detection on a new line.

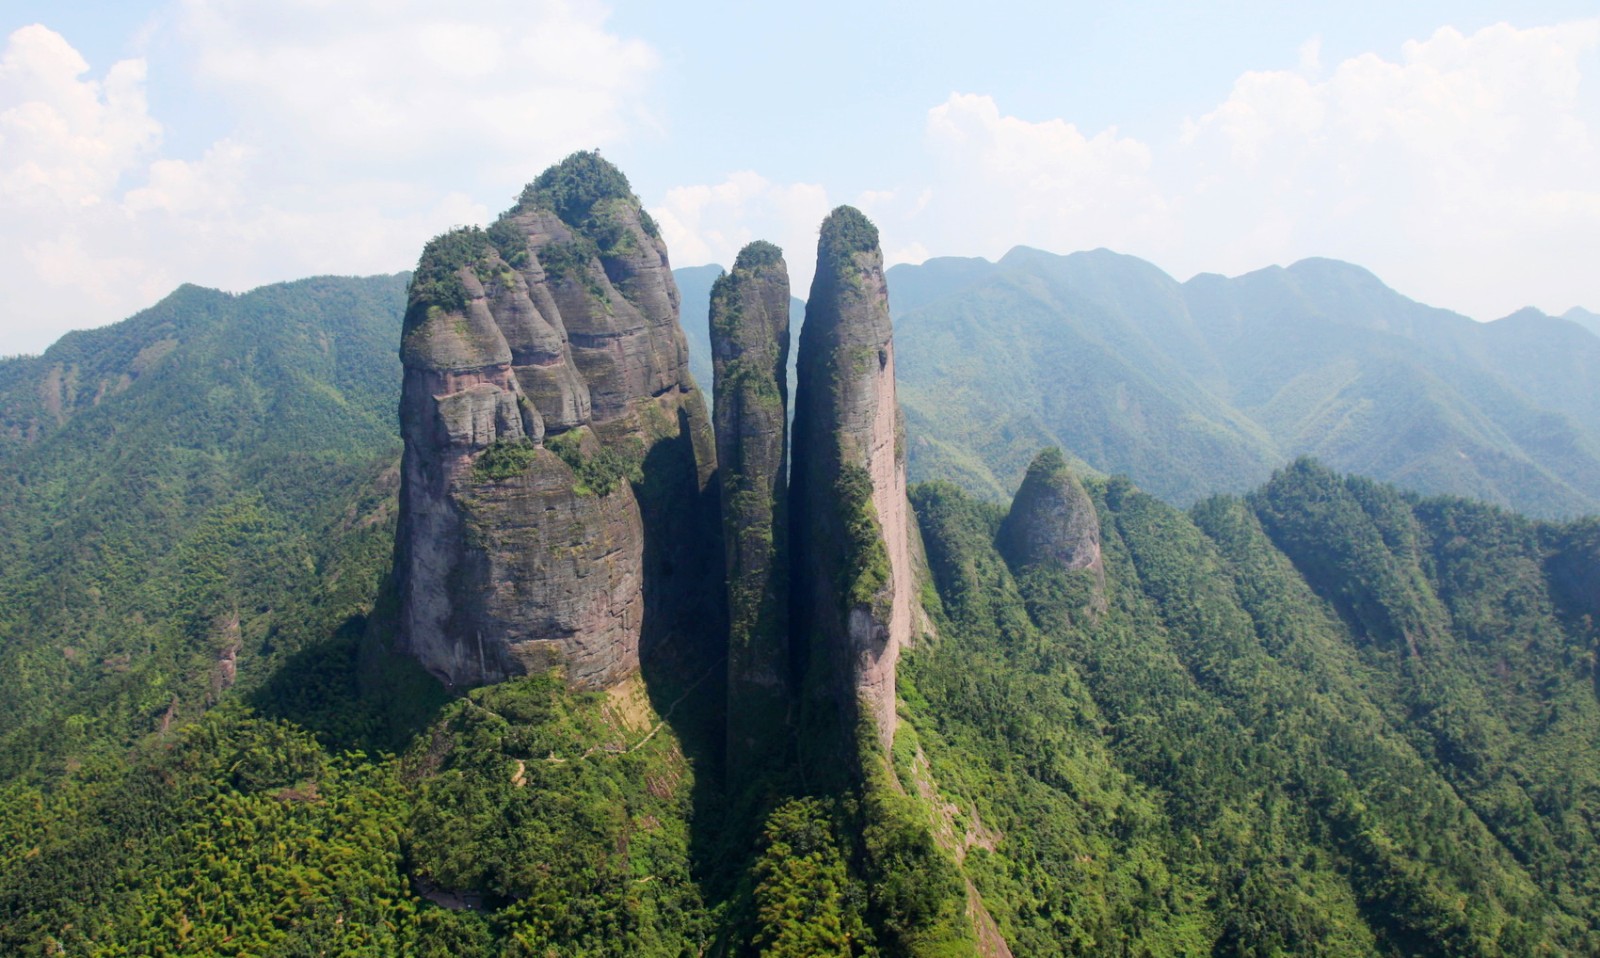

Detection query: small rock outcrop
xmin=790 ymin=206 xmax=914 ymax=747
xmin=998 ymin=448 xmax=1106 ymax=611
xmin=711 ymin=242 xmax=793 ymax=767
xmin=395 ymin=152 xmax=717 ymax=690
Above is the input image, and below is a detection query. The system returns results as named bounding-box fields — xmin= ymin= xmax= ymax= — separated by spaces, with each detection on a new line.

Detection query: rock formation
xmin=711 ymin=242 xmax=793 ymax=767
xmin=998 ymin=447 xmax=1107 ymax=612
xmin=790 ymin=206 xmax=914 ymax=748
xmin=395 ymin=152 xmax=717 ymax=690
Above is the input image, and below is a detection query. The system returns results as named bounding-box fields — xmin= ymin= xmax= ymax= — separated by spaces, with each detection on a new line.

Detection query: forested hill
xmin=901 ymin=455 xmax=1600 ymax=955
xmin=0 ymin=273 xmax=408 ymax=778
xmin=878 ymin=249 xmax=1600 ymax=517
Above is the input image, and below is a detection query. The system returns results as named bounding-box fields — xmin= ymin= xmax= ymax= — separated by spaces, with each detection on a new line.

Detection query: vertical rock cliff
xmin=790 ymin=207 xmax=914 ymax=748
xmin=712 ymin=242 xmax=793 ymax=768
xmin=395 ymin=152 xmax=717 ymax=690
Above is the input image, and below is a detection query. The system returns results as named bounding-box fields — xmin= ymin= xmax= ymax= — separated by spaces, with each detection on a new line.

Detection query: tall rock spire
xmin=394 ymin=151 xmax=717 ymax=690
xmin=790 ymin=206 xmax=914 ymax=748
xmin=711 ymin=241 xmax=793 ymax=769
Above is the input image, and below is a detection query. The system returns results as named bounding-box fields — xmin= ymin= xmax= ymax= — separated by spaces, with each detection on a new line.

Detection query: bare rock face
xmin=791 ymin=207 xmax=914 ymax=747
xmin=395 ymin=152 xmax=717 ymax=690
xmin=711 ymin=241 xmax=792 ymax=767
xmin=998 ymin=448 xmax=1107 ymax=612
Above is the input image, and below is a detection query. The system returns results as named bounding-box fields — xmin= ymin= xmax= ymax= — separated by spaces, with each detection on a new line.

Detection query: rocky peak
xmin=999 ymin=448 xmax=1106 ymax=611
xmin=394 ymin=152 xmax=717 ymax=691
xmin=791 ymin=205 xmax=914 ymax=748
xmin=711 ymin=240 xmax=793 ymax=770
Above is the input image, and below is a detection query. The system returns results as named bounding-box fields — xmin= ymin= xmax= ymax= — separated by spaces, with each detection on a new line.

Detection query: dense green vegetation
xmin=678 ymin=262 xmax=803 ymax=404
xmin=5 ymin=255 xmax=1600 ymax=955
xmin=898 ymin=458 xmax=1600 ymax=955
xmin=545 ymin=427 xmax=644 ymax=496
xmin=886 ymin=249 xmax=1600 ymax=516
xmin=0 ymin=275 xmax=724 ymax=956
xmin=518 ymin=149 xmax=660 ymax=249
xmin=0 ymin=275 xmax=407 ymax=782
xmin=818 ymin=207 xmax=882 ymax=276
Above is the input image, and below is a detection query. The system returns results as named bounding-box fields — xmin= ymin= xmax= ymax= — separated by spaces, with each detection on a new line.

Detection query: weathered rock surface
xmin=790 ymin=206 xmax=914 ymax=746
xmin=395 ymin=152 xmax=717 ymax=690
xmin=998 ymin=447 xmax=1107 ymax=611
xmin=711 ymin=241 xmax=793 ymax=766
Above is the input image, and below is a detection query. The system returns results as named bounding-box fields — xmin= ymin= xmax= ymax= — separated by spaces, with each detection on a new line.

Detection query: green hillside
xmin=0 ymin=274 xmax=409 ymax=778
xmin=900 ymin=457 xmax=1600 ymax=955
xmin=890 ymin=250 xmax=1600 ymax=517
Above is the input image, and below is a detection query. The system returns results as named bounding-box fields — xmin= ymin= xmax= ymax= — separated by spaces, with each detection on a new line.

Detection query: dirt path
xmin=539 ymin=658 xmax=725 ymax=764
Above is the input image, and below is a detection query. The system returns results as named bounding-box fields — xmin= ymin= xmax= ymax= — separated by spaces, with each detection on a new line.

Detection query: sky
xmin=1 ymin=0 xmax=1598 ymax=356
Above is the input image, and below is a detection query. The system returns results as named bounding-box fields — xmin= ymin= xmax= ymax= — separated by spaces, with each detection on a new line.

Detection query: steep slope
xmin=676 ymin=262 xmax=727 ymax=393
xmin=0 ymin=265 xmax=719 ymax=957
xmin=1566 ymin=306 xmax=1600 ymax=339
xmin=902 ymin=455 xmax=1600 ymax=956
xmin=1187 ymin=259 xmax=1600 ymax=516
xmin=892 ymin=248 xmax=1279 ymax=504
xmin=0 ymin=274 xmax=409 ymax=780
xmin=394 ymin=151 xmax=719 ymax=690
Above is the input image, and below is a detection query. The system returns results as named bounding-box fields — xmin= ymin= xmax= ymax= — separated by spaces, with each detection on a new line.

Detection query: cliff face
xmin=790 ymin=207 xmax=914 ymax=746
xmin=711 ymin=242 xmax=793 ymax=765
xmin=395 ymin=152 xmax=717 ymax=690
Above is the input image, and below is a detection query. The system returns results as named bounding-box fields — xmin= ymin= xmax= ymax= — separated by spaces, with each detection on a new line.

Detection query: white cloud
xmin=900 ymin=20 xmax=1600 ymax=320
xmin=650 ymin=171 xmax=833 ymax=293
xmin=0 ymin=25 xmax=160 ymax=208
xmin=1170 ymin=19 xmax=1600 ymax=317
xmin=0 ymin=3 xmax=656 ymax=355
xmin=179 ymin=0 xmax=657 ymax=182
xmin=916 ymin=92 xmax=1170 ymax=262
xmin=657 ymin=20 xmax=1598 ymax=322
xmin=5 ymin=14 xmax=1597 ymax=356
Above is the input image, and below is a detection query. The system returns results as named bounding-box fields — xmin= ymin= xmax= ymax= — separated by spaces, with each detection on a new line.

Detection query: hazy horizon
xmin=2 ymin=1 xmax=1597 ymax=354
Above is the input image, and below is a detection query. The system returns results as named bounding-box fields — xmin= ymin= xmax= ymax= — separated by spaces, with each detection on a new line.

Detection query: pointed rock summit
xmin=790 ymin=206 xmax=914 ymax=746
xmin=999 ymin=448 xmax=1106 ymax=610
xmin=395 ymin=151 xmax=717 ymax=690
xmin=711 ymin=241 xmax=793 ymax=767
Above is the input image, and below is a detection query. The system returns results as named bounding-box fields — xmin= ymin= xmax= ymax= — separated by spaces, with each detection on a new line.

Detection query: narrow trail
xmin=537 ymin=657 xmax=726 ymax=764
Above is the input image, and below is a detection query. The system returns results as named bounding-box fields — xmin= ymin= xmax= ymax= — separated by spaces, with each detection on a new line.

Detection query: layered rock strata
xmin=395 ymin=152 xmax=717 ymax=689
xmin=998 ymin=447 xmax=1107 ymax=613
xmin=711 ymin=241 xmax=793 ymax=767
xmin=790 ymin=207 xmax=914 ymax=747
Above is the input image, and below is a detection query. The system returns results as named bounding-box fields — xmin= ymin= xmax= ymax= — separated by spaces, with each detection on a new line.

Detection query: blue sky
xmin=2 ymin=0 xmax=1597 ymax=354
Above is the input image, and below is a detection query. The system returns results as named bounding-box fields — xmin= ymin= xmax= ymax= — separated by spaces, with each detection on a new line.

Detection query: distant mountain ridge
xmin=1566 ymin=306 xmax=1600 ymax=338
xmin=846 ymin=248 xmax=1600 ymax=518
xmin=675 ymin=250 xmax=1600 ymax=517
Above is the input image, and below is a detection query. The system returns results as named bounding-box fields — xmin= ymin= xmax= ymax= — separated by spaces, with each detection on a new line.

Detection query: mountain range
xmin=678 ymin=249 xmax=1600 ymax=518
xmin=0 ymin=153 xmax=1597 ymax=956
